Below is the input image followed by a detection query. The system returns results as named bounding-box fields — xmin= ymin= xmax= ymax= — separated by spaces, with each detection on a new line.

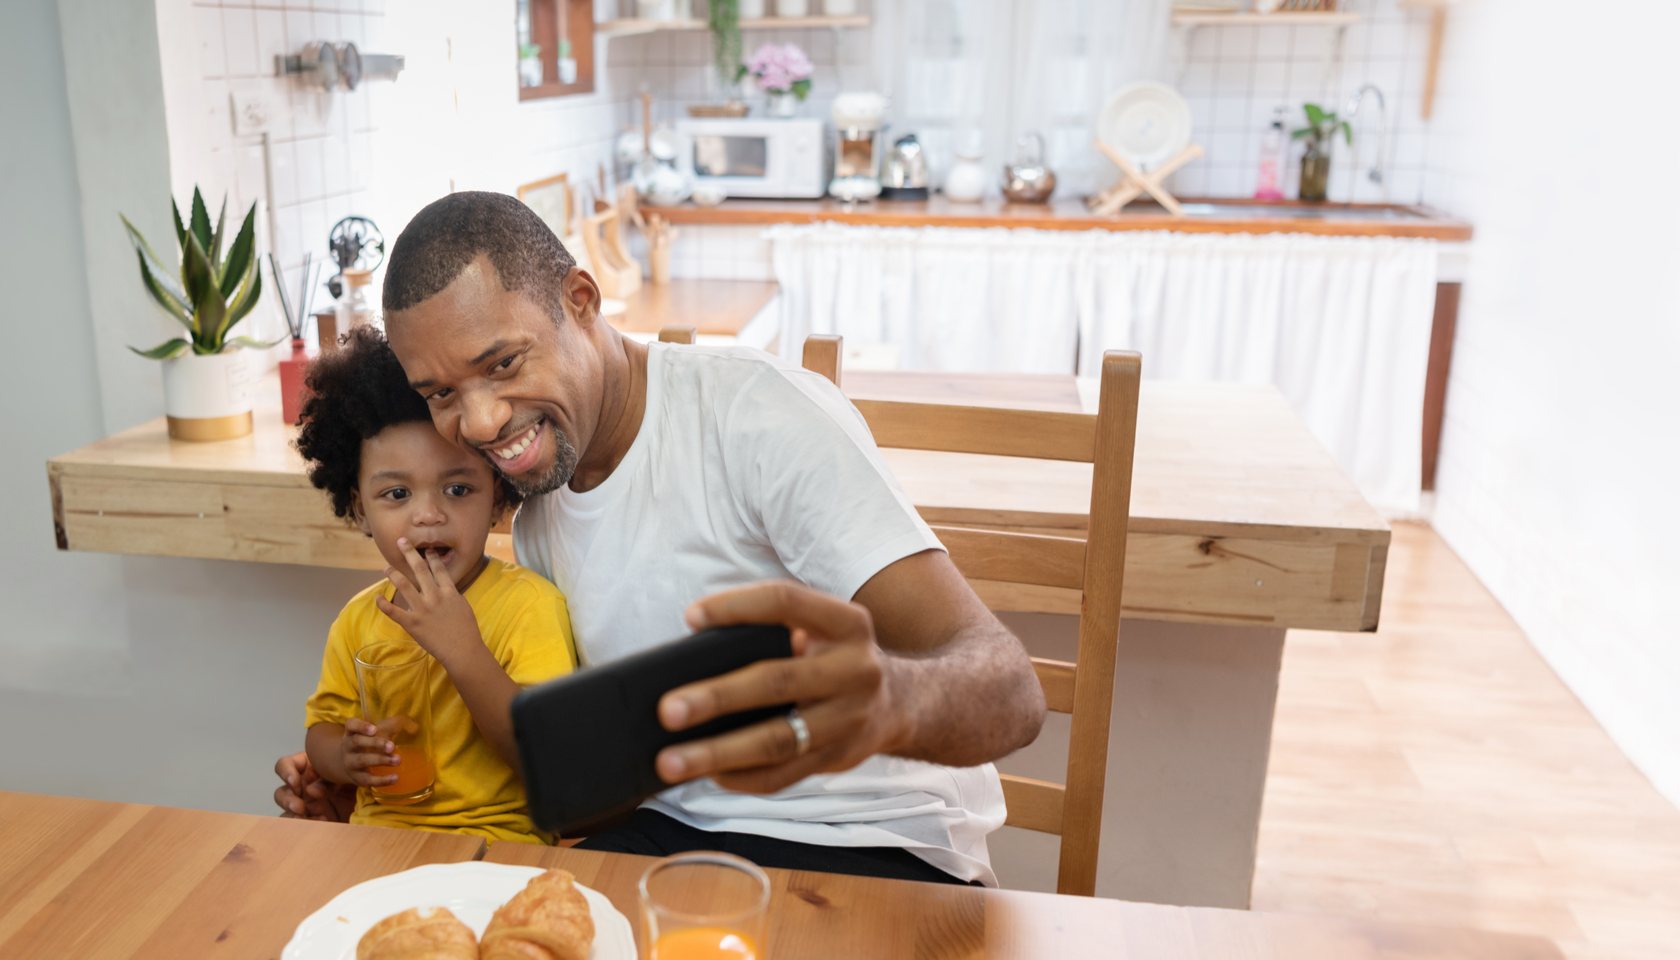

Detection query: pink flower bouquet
xmin=744 ymin=43 xmax=814 ymax=100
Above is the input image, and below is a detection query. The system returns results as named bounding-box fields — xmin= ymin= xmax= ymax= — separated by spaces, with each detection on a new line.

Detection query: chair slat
xmin=933 ymin=525 xmax=1086 ymax=591
xmin=802 ymin=334 xmax=842 ymax=386
xmin=1032 ymin=658 xmax=1077 ymax=713
xmin=853 ymin=399 xmax=1097 ymax=462
xmin=1001 ymin=775 xmax=1066 ymax=834
xmin=966 ymin=578 xmax=1083 ymax=615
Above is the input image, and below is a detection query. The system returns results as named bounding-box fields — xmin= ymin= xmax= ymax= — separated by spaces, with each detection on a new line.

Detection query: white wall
xmin=0 ymin=0 xmax=134 ymax=700
xmin=1424 ymin=0 xmax=1680 ymax=806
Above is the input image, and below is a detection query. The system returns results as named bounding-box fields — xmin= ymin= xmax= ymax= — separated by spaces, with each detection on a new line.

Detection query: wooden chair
xmin=658 ymin=325 xmax=696 ymax=344
xmin=802 ymin=335 xmax=1142 ymax=897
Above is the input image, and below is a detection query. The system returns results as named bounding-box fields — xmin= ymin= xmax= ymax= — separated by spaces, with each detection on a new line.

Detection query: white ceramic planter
xmin=824 ymin=0 xmax=857 ymax=13
xmin=740 ymin=0 xmax=765 ymax=17
xmin=161 ymin=349 xmax=254 ymax=441
xmin=777 ymin=0 xmax=809 ymax=16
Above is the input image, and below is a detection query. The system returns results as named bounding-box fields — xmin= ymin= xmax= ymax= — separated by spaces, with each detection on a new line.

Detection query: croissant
xmin=480 ymin=868 xmax=596 ymax=960
xmin=356 ymin=905 xmax=479 ymax=960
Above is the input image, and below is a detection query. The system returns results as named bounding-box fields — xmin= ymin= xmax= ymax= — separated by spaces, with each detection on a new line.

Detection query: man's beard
xmin=494 ymin=418 xmax=580 ymax=498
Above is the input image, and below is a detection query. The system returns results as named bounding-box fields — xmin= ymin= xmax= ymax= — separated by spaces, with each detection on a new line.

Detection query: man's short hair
xmin=381 ymin=190 xmax=576 ymax=321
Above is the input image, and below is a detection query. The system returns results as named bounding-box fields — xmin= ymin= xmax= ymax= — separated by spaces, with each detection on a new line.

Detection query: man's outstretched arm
xmin=655 ymin=549 xmax=1048 ymax=794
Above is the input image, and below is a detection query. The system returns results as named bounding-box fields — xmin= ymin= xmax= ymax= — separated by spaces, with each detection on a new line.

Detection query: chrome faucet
xmin=1345 ymin=84 xmax=1388 ymax=189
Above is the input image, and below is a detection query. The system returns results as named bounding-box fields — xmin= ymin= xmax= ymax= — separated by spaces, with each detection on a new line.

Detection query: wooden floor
xmin=1252 ymin=522 xmax=1680 ymax=960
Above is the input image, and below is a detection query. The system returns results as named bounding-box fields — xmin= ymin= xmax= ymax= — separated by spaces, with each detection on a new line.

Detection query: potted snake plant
xmin=123 ymin=187 xmax=273 ymax=440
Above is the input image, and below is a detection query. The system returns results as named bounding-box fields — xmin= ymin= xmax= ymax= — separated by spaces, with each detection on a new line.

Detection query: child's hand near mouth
xmin=376 ymin=536 xmax=484 ymax=662
xmin=375 ymin=537 xmax=527 ymax=773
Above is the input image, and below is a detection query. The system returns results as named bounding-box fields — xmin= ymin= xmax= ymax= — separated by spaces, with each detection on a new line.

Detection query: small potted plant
xmin=1292 ymin=103 xmax=1352 ymax=203
xmin=743 ymin=42 xmax=813 ymax=118
xmin=123 ymin=187 xmax=274 ymax=441
xmin=518 ymin=43 xmax=543 ymax=88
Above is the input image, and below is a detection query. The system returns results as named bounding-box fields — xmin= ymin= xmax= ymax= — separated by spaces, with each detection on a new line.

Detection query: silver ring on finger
xmin=786 ymin=708 xmax=811 ymax=758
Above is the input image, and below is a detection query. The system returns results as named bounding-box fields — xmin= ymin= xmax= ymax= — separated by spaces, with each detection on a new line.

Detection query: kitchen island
xmin=47 ymin=363 xmax=1385 ymax=909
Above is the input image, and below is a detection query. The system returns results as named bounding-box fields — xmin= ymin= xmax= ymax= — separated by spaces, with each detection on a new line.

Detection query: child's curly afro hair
xmin=295 ymin=324 xmax=522 ymax=521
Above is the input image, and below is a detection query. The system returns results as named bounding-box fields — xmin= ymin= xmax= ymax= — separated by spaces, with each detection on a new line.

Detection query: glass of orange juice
xmin=639 ymin=851 xmax=770 ymax=960
xmin=353 ymin=639 xmax=435 ymax=805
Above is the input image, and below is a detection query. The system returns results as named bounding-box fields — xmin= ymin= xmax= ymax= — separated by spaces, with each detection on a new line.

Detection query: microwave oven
xmin=673 ymin=117 xmax=828 ymax=200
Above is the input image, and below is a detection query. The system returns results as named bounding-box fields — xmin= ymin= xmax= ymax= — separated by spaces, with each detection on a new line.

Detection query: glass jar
xmin=1299 ymin=140 xmax=1329 ymax=203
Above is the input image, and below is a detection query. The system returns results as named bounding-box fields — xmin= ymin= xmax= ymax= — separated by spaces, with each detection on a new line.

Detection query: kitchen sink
xmin=1177 ymin=203 xmax=1424 ymax=221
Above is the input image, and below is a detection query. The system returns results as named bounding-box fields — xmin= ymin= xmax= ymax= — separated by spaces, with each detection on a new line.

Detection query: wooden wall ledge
xmin=48 ymin=371 xmax=1388 ymax=633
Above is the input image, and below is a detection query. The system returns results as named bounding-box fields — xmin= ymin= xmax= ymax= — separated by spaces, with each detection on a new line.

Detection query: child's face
xmin=353 ymin=420 xmax=500 ymax=587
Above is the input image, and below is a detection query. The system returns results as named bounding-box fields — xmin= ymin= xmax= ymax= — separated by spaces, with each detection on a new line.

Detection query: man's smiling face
xmin=385 ymin=254 xmax=600 ymax=498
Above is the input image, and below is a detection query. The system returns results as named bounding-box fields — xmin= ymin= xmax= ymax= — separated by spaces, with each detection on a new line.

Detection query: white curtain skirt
xmin=767 ymin=223 xmax=1439 ymax=516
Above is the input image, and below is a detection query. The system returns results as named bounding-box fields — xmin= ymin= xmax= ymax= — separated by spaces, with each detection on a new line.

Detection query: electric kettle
xmin=881 ymin=133 xmax=929 ymax=201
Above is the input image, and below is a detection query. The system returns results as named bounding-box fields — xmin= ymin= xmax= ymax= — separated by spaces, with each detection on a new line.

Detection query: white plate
xmin=282 ymin=861 xmax=636 ymax=960
xmin=1098 ymin=81 xmax=1193 ymax=169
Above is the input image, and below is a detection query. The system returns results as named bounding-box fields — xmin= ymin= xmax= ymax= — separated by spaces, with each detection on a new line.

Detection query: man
xmin=275 ymin=191 xmax=1046 ymax=885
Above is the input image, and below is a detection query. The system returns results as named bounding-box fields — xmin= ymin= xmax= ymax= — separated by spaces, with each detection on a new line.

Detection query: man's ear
xmin=351 ymin=490 xmax=373 ymax=538
xmin=561 ymin=266 xmax=603 ymax=330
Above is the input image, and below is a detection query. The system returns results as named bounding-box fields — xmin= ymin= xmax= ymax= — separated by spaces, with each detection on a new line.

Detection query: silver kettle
xmin=880 ymin=133 xmax=929 ymax=201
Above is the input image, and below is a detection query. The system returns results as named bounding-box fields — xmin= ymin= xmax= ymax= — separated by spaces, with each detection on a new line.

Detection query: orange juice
xmin=652 ymin=927 xmax=759 ymax=960
xmin=368 ymin=751 xmax=434 ymax=804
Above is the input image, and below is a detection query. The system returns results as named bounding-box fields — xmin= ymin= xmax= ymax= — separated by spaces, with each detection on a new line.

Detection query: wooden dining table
xmin=0 ymin=790 xmax=1563 ymax=960
xmin=46 ymin=365 xmax=1387 ymax=908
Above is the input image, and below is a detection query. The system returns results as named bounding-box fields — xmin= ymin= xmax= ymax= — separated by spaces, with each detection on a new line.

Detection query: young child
xmin=296 ymin=325 xmax=576 ymax=845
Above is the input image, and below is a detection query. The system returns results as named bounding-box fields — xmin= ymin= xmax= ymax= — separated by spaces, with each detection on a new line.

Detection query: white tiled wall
xmin=178 ymin=0 xmax=387 ymax=346
xmin=170 ymin=0 xmax=628 ymax=345
xmin=1171 ymin=0 xmax=1439 ymax=204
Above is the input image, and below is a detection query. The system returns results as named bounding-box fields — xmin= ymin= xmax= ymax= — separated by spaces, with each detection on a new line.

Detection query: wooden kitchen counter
xmin=48 ymin=367 xmax=1386 ymax=634
xmin=653 ymin=195 xmax=1474 ymax=241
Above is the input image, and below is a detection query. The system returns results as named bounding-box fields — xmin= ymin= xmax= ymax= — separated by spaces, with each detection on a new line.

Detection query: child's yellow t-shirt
xmin=304 ymin=557 xmax=575 ymax=845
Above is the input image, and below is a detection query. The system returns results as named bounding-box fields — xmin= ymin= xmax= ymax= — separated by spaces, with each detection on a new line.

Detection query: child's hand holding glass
xmin=336 ymin=717 xmax=403 ymax=789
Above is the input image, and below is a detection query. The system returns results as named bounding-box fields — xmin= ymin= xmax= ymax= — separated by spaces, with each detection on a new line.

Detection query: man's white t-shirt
xmin=513 ymin=342 xmax=1005 ymax=885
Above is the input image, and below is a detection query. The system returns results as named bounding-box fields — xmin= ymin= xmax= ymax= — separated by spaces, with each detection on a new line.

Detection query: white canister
xmin=824 ymin=0 xmax=857 ymax=13
xmin=944 ymin=153 xmax=989 ymax=203
xmin=161 ymin=349 xmax=254 ymax=441
xmin=777 ymin=0 xmax=810 ymax=16
xmin=740 ymin=0 xmax=765 ymax=17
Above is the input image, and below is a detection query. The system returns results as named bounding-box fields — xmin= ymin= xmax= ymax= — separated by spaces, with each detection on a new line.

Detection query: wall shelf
xmin=599 ymin=16 xmax=870 ymax=38
xmin=1170 ymin=12 xmax=1361 ymax=27
xmin=1171 ymin=11 xmax=1361 ymax=93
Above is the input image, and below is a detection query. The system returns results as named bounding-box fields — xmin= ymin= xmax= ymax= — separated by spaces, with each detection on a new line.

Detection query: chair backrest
xmin=802 ymin=334 xmax=1141 ymax=897
xmin=658 ymin=326 xmax=696 ymax=344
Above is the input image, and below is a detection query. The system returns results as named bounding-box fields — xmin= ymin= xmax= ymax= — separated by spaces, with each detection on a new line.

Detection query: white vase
xmin=824 ymin=0 xmax=857 ymax=13
xmin=777 ymin=0 xmax=809 ymax=16
xmin=767 ymin=92 xmax=799 ymax=117
xmin=740 ymin=0 xmax=766 ymax=17
xmin=161 ymin=349 xmax=254 ymax=441
xmin=944 ymin=153 xmax=989 ymax=203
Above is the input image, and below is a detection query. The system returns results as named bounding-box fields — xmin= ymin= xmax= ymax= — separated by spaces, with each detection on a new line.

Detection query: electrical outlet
xmin=230 ymin=87 xmax=271 ymax=136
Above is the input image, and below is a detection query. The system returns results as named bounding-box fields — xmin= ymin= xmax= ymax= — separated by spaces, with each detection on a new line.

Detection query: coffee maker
xmin=828 ymin=92 xmax=887 ymax=203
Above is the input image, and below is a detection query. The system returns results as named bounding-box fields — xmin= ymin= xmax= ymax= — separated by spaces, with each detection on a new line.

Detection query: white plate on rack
xmin=281 ymin=861 xmax=636 ymax=960
xmin=1098 ymin=81 xmax=1193 ymax=169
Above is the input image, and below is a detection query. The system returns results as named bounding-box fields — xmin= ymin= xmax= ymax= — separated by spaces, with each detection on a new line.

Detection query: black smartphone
xmin=512 ymin=623 xmax=794 ymax=836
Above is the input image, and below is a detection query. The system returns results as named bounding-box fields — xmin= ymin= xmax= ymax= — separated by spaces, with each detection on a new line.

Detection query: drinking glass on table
xmin=639 ymin=851 xmax=771 ymax=960
xmin=353 ymin=639 xmax=435 ymax=805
